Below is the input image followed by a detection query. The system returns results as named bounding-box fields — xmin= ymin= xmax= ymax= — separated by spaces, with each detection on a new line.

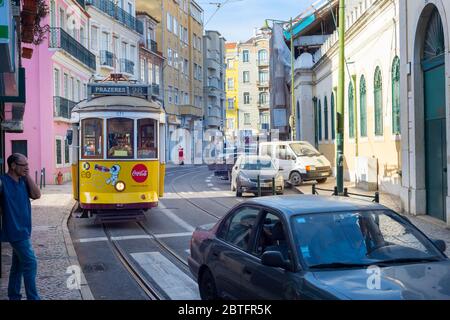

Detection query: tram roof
xmin=72 ymin=95 xmax=163 ymax=113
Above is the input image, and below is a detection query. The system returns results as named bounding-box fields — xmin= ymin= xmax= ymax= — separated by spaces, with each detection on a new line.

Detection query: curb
xmin=62 ymin=202 xmax=95 ymax=300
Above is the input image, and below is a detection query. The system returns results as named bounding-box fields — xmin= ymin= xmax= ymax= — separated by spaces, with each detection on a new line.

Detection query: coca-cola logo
xmin=131 ymin=164 xmax=148 ymax=183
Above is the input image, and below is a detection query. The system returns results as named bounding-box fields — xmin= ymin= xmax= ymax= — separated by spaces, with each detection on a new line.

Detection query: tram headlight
xmin=115 ymin=181 xmax=126 ymax=192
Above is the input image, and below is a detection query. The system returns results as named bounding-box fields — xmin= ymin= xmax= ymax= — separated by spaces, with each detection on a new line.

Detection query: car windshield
xmin=290 ymin=143 xmax=321 ymax=157
xmin=240 ymin=159 xmax=274 ymax=170
xmin=290 ymin=210 xmax=444 ymax=269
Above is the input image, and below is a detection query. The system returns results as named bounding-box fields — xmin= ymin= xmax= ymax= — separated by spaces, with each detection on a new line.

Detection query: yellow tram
xmin=68 ymin=78 xmax=165 ymax=219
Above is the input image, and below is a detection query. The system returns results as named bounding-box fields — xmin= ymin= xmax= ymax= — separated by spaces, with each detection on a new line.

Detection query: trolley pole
xmin=336 ymin=0 xmax=346 ymax=195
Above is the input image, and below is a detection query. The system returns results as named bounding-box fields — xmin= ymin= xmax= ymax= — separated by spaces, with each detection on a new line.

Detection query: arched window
xmin=331 ymin=92 xmax=335 ymax=140
xmin=374 ymin=66 xmax=383 ymax=136
xmin=349 ymin=81 xmax=355 ymax=139
xmin=258 ymin=49 xmax=268 ymax=64
xmin=360 ymin=75 xmax=367 ymax=137
xmin=392 ymin=56 xmax=400 ymax=135
xmin=324 ymin=96 xmax=329 ymax=140
xmin=318 ymin=99 xmax=322 ymax=141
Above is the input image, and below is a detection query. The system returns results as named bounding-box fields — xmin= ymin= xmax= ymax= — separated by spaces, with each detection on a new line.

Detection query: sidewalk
xmin=296 ymin=178 xmax=450 ymax=256
xmin=0 ymin=183 xmax=92 ymax=300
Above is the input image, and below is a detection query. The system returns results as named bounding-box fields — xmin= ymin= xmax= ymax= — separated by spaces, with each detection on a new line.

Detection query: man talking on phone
xmin=0 ymin=153 xmax=41 ymax=300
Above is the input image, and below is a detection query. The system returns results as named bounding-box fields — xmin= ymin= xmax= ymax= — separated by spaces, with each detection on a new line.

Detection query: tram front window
xmin=138 ymin=119 xmax=158 ymax=159
xmin=82 ymin=118 xmax=103 ymax=159
xmin=107 ymin=118 xmax=134 ymax=159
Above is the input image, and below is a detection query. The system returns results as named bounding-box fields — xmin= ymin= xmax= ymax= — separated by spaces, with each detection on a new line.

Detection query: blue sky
xmin=199 ymin=0 xmax=311 ymax=42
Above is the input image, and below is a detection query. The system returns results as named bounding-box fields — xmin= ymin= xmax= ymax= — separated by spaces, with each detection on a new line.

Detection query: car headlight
xmin=115 ymin=181 xmax=126 ymax=192
xmin=305 ymin=165 xmax=316 ymax=172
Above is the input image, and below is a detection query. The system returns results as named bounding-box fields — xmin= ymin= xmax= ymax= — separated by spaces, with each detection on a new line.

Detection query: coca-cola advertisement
xmin=131 ymin=164 xmax=148 ymax=183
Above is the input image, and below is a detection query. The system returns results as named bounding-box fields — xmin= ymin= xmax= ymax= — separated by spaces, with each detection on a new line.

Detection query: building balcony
xmin=258 ymin=102 xmax=270 ymax=110
xmin=179 ymin=105 xmax=203 ymax=117
xmin=86 ymin=0 xmax=143 ymax=34
xmin=257 ymin=80 xmax=269 ymax=88
xmin=100 ymin=50 xmax=114 ymax=68
xmin=54 ymin=96 xmax=76 ymax=120
xmin=205 ymin=116 xmax=221 ymax=128
xmin=49 ymin=28 xmax=96 ymax=70
xmin=120 ymin=58 xmax=135 ymax=74
xmin=258 ymin=60 xmax=269 ymax=67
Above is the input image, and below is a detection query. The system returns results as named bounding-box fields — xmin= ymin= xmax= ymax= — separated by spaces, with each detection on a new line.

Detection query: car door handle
xmin=212 ymin=251 xmax=219 ymax=257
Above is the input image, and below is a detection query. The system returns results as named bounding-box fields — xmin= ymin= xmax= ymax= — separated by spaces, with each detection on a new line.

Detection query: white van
xmin=259 ymin=141 xmax=332 ymax=186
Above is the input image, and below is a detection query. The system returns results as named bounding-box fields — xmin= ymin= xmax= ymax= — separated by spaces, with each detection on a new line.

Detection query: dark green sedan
xmin=188 ymin=195 xmax=450 ymax=300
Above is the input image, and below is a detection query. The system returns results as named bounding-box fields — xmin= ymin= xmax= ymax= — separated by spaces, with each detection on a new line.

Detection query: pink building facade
xmin=6 ymin=0 xmax=94 ymax=184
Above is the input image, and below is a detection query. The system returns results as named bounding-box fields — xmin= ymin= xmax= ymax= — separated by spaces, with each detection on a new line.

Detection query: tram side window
xmin=82 ymin=118 xmax=103 ymax=159
xmin=138 ymin=119 xmax=158 ymax=159
xmin=107 ymin=118 xmax=134 ymax=159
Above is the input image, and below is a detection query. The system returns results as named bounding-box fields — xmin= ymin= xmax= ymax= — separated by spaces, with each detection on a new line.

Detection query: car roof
xmin=238 ymin=155 xmax=272 ymax=161
xmin=244 ymin=195 xmax=387 ymax=216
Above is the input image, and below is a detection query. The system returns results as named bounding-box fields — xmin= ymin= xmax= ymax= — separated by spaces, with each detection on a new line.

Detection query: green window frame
xmin=348 ymin=81 xmax=355 ymax=139
xmin=374 ymin=66 xmax=383 ymax=136
xmin=318 ymin=99 xmax=322 ymax=141
xmin=324 ymin=96 xmax=329 ymax=140
xmin=331 ymin=92 xmax=335 ymax=140
xmin=360 ymin=75 xmax=367 ymax=137
xmin=392 ymin=56 xmax=400 ymax=135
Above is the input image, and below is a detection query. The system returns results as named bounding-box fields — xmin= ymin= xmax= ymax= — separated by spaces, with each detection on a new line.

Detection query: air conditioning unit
xmin=355 ymin=156 xmax=378 ymax=191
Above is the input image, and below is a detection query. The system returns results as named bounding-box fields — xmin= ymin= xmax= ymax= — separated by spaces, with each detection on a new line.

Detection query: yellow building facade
xmin=225 ymin=42 xmax=239 ymax=139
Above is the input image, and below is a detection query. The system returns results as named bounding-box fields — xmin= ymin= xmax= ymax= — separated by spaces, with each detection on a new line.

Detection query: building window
xmin=318 ymin=99 xmax=322 ymax=141
xmin=140 ymin=58 xmax=146 ymax=82
xmin=331 ymin=92 xmax=335 ymax=140
xmin=392 ymin=56 xmax=400 ymax=135
xmin=242 ymin=50 xmax=249 ymax=62
xmin=168 ymin=86 xmax=173 ymax=103
xmin=56 ymin=138 xmax=63 ymax=165
xmin=244 ymin=113 xmax=251 ymax=125
xmin=324 ymin=96 xmax=329 ymax=140
xmin=258 ymin=49 xmax=267 ymax=64
xmin=227 ymin=78 xmax=234 ymax=90
xmin=54 ymin=69 xmax=60 ymax=96
xmin=64 ymin=139 xmax=70 ymax=164
xmin=243 ymin=71 xmax=250 ymax=83
xmin=243 ymin=92 xmax=250 ymax=104
xmin=258 ymin=70 xmax=268 ymax=84
xmin=174 ymin=88 xmax=179 ymax=105
xmin=228 ymin=98 xmax=234 ymax=110
xmin=360 ymin=75 xmax=367 ymax=137
xmin=259 ymin=92 xmax=268 ymax=104
xmin=168 ymin=48 xmax=173 ymax=66
xmin=348 ymin=81 xmax=355 ymax=139
xmin=155 ymin=65 xmax=160 ymax=85
xmin=374 ymin=66 xmax=383 ymax=136
xmin=227 ymin=58 xmax=233 ymax=69
xmin=91 ymin=26 xmax=98 ymax=51
xmin=12 ymin=140 xmax=28 ymax=158
xmin=148 ymin=60 xmax=153 ymax=83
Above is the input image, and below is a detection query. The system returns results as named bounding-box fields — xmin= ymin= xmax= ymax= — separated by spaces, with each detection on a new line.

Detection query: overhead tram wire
xmin=204 ymin=0 xmax=244 ymax=27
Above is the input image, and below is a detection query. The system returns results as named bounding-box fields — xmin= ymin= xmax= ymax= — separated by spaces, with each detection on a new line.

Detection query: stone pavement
xmin=296 ymin=178 xmax=450 ymax=256
xmin=0 ymin=183 xmax=93 ymax=300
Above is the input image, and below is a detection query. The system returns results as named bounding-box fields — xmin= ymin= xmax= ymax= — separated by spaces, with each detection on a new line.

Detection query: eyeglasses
xmin=15 ymin=162 xmax=28 ymax=167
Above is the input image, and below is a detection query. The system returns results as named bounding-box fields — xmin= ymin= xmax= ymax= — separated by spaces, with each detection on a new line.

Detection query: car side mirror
xmin=433 ymin=239 xmax=446 ymax=253
xmin=66 ymin=129 xmax=73 ymax=146
xmin=261 ymin=251 xmax=290 ymax=270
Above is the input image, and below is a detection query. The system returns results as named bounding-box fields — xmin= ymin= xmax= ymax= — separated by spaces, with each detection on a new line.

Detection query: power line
xmin=204 ymin=0 xmax=244 ymax=26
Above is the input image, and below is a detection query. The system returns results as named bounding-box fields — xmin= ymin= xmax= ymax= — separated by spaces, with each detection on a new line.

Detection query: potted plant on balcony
xmin=21 ymin=0 xmax=49 ymax=45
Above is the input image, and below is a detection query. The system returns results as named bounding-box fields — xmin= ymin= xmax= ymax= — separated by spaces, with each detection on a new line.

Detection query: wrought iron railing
xmin=86 ymin=0 xmax=144 ymax=34
xmin=54 ymin=96 xmax=76 ymax=120
xmin=49 ymin=28 xmax=96 ymax=70
xmin=120 ymin=58 xmax=135 ymax=74
xmin=100 ymin=50 xmax=114 ymax=67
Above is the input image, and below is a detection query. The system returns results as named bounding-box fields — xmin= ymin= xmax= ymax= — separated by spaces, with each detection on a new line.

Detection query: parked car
xmin=208 ymin=147 xmax=257 ymax=180
xmin=231 ymin=155 xmax=284 ymax=197
xmin=188 ymin=195 xmax=450 ymax=300
xmin=259 ymin=141 xmax=332 ymax=186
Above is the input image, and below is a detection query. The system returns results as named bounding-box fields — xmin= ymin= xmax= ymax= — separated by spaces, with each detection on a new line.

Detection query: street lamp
xmin=262 ymin=18 xmax=296 ymax=141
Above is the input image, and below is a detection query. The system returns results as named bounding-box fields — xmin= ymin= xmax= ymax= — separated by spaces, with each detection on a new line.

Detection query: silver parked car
xmin=231 ymin=155 xmax=284 ymax=197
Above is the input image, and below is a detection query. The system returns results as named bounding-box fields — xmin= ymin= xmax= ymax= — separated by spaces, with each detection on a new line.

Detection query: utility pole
xmin=336 ymin=0 xmax=345 ymax=194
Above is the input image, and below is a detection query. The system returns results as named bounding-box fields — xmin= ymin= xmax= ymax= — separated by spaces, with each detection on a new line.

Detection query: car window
xmin=290 ymin=210 xmax=445 ymax=268
xmin=223 ymin=207 xmax=260 ymax=251
xmin=276 ymin=145 xmax=295 ymax=160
